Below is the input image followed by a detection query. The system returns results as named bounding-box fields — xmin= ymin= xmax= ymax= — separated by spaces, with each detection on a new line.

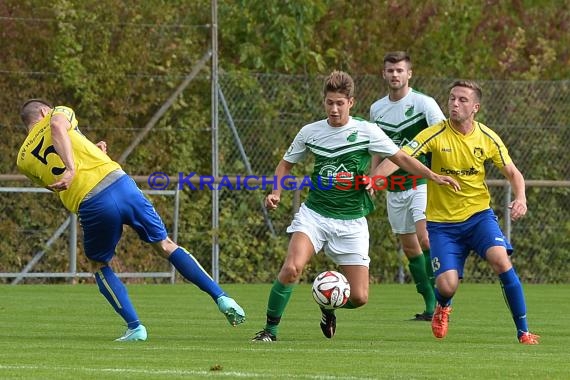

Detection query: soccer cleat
xmin=431 ymin=304 xmax=452 ymax=339
xmin=320 ymin=308 xmax=336 ymax=339
xmin=216 ymin=296 xmax=246 ymax=326
xmin=115 ymin=324 xmax=147 ymax=342
xmin=411 ymin=312 xmax=433 ymax=321
xmin=518 ymin=332 xmax=540 ymax=345
xmin=251 ymin=330 xmax=277 ymax=342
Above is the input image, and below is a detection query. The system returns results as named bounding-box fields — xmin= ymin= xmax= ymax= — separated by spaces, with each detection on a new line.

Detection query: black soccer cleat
xmin=411 ymin=312 xmax=433 ymax=321
xmin=320 ymin=308 xmax=336 ymax=339
xmin=251 ymin=330 xmax=277 ymax=342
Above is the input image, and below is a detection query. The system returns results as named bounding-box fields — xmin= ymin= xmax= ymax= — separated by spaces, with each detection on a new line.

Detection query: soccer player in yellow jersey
xmin=17 ymin=99 xmax=245 ymax=341
xmin=398 ymin=80 xmax=539 ymax=344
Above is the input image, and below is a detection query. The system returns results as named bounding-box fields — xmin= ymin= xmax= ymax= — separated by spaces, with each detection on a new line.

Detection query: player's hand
xmin=95 ymin=140 xmax=107 ymax=153
xmin=265 ymin=194 xmax=280 ymax=210
xmin=48 ymin=168 xmax=75 ymax=191
xmin=365 ymin=175 xmax=387 ymax=196
xmin=433 ymin=175 xmax=461 ymax=191
xmin=365 ymin=181 xmax=375 ymax=196
xmin=508 ymin=199 xmax=527 ymax=221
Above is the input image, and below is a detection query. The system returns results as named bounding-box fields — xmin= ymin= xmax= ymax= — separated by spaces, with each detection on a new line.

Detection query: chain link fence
xmin=216 ymin=74 xmax=570 ymax=284
xmin=1 ymin=74 xmax=569 ymax=283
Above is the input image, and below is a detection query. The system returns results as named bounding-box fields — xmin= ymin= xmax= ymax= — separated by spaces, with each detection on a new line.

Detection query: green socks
xmin=408 ymin=253 xmax=436 ymax=315
xmin=264 ymin=280 xmax=294 ymax=336
xmin=423 ymin=249 xmax=435 ymax=288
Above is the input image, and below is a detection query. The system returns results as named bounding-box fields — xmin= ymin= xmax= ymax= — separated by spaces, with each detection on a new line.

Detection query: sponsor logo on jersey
xmin=319 ymin=163 xmax=353 ymax=184
xmin=439 ymin=167 xmax=479 ymax=176
xmin=405 ymin=105 xmax=414 ymax=117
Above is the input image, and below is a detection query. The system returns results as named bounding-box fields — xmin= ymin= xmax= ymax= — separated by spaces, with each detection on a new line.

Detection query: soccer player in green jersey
xmin=17 ymin=99 xmax=245 ymax=341
xmin=393 ymin=80 xmax=539 ymax=344
xmin=252 ymin=71 xmax=459 ymax=342
xmin=370 ymin=51 xmax=446 ymax=321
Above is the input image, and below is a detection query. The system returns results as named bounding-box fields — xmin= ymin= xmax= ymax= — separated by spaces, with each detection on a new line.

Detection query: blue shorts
xmin=78 ymin=175 xmax=168 ymax=263
xmin=427 ymin=209 xmax=513 ymax=278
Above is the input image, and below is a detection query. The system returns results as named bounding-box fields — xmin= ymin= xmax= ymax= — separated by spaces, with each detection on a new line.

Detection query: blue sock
xmin=168 ymin=247 xmax=225 ymax=301
xmin=499 ymin=268 xmax=529 ymax=337
xmin=434 ymin=287 xmax=452 ymax=307
xmin=95 ymin=266 xmax=140 ymax=329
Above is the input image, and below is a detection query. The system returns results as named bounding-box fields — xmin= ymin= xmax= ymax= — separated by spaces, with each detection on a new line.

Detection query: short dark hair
xmin=383 ymin=51 xmax=412 ymax=69
xmin=450 ymin=80 xmax=482 ymax=101
xmin=20 ymin=98 xmax=52 ymax=126
xmin=323 ymin=70 xmax=354 ymax=98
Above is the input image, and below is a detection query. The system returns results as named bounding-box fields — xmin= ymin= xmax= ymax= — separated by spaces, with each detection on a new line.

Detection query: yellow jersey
xmin=402 ymin=120 xmax=512 ymax=222
xmin=17 ymin=106 xmax=121 ymax=213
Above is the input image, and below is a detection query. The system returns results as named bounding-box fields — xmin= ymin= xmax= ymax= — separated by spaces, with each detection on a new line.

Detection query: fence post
xmin=170 ymin=185 xmax=181 ymax=284
xmin=504 ymin=182 xmax=512 ymax=241
xmin=69 ymin=213 xmax=78 ymax=283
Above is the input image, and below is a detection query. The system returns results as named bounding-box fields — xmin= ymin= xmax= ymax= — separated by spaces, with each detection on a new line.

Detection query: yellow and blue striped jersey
xmin=17 ymin=106 xmax=121 ymax=213
xmin=402 ymin=120 xmax=512 ymax=222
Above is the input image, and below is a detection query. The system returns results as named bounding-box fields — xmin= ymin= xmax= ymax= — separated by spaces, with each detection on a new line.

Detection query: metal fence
xmin=0 ymin=181 xmax=180 ymax=284
xmin=215 ymin=75 xmax=570 ymax=284
xmin=1 ymin=75 xmax=569 ymax=284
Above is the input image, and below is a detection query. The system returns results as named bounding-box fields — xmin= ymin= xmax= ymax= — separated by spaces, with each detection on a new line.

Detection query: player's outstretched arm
xmin=370 ymin=156 xmax=399 ymax=184
xmin=388 ymin=150 xmax=460 ymax=191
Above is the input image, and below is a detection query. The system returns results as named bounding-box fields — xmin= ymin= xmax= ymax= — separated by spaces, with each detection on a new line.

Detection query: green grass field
xmin=0 ymin=283 xmax=568 ymax=379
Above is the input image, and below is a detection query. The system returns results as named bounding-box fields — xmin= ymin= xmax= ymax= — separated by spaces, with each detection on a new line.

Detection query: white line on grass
xmin=0 ymin=364 xmax=374 ymax=379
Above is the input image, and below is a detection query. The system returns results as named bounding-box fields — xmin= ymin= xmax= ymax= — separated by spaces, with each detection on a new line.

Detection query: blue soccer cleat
xmin=114 ymin=324 xmax=148 ymax=342
xmin=217 ymin=296 xmax=246 ymax=326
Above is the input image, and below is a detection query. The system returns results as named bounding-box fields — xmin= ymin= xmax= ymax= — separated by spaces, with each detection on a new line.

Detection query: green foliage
xmin=219 ymin=0 xmax=329 ymax=73
xmin=0 ymin=0 xmax=569 ymax=283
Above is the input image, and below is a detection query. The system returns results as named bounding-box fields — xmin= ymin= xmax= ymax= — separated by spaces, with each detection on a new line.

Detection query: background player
xmin=370 ymin=51 xmax=445 ymax=320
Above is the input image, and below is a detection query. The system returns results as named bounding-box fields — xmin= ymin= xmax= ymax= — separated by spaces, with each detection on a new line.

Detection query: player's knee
xmin=88 ymin=259 xmax=108 ymax=273
xmin=278 ymin=265 xmax=302 ymax=284
xmin=435 ymin=276 xmax=458 ymax=298
xmin=349 ymin=292 xmax=368 ymax=307
xmin=418 ymin=234 xmax=430 ymax=250
xmin=153 ymin=237 xmax=178 ymax=259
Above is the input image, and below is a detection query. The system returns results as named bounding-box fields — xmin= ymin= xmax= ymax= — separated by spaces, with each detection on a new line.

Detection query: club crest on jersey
xmin=346 ymin=130 xmax=358 ymax=142
xmin=407 ymin=140 xmax=420 ymax=149
xmin=405 ymin=105 xmax=414 ymax=117
xmin=474 ymin=147 xmax=484 ymax=158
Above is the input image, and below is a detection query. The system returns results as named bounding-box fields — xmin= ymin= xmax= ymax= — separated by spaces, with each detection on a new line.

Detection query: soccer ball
xmin=311 ymin=270 xmax=350 ymax=309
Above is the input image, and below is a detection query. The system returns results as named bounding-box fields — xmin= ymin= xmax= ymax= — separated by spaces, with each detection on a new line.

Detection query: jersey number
xmin=31 ymin=136 xmax=66 ymax=175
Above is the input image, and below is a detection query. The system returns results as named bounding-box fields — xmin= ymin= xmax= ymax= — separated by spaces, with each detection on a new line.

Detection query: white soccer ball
xmin=311 ymin=270 xmax=351 ymax=309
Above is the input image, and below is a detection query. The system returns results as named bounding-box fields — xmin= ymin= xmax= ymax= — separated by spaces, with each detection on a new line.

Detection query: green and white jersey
xmin=284 ymin=116 xmax=399 ymax=220
xmin=370 ymin=88 xmax=445 ymax=191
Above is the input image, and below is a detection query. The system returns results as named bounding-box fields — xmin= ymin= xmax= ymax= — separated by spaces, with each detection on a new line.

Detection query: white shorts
xmin=386 ymin=184 xmax=427 ymax=234
xmin=286 ymin=203 xmax=370 ymax=267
